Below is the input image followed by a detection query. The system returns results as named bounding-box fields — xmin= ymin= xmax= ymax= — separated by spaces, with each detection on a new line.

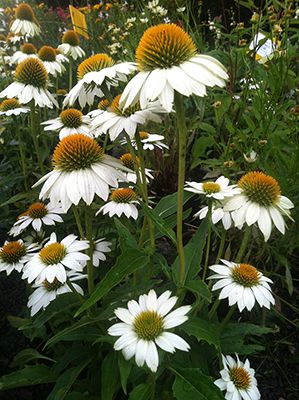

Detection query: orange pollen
xmin=110 ymin=94 xmax=140 ymax=116
xmin=60 ymin=108 xmax=83 ymax=128
xmin=238 ymin=171 xmax=281 ymax=206
xmin=26 ymin=202 xmax=48 ymax=219
xmin=202 ymin=182 xmax=221 ymax=194
xmin=15 ymin=3 xmax=35 ymax=22
xmin=39 ymin=243 xmax=66 ymax=265
xmin=232 ymin=263 xmax=260 ymax=287
xmin=110 ymin=188 xmax=137 ymax=203
xmin=136 ymin=23 xmax=197 ymax=71
xmin=230 ymin=367 xmax=251 ymax=390
xmin=0 ymin=241 xmax=26 ymax=263
xmin=77 ymin=54 xmax=114 ymax=80
xmin=62 ymin=30 xmax=80 ymax=46
xmin=0 ymin=98 xmax=21 ymax=111
xmin=38 ymin=45 xmax=56 ymax=62
xmin=98 ymin=99 xmax=110 ymax=110
xmin=43 ymin=278 xmax=64 ymax=291
xmin=139 ymin=131 xmax=150 ymax=139
xmin=120 ymin=153 xmax=140 ymax=170
xmin=21 ymin=43 xmax=37 ymax=54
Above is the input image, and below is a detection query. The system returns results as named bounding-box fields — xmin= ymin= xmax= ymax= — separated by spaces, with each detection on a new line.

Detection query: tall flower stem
xmin=216 ymin=229 xmax=226 ymax=263
xmin=124 ymin=133 xmax=144 ymax=196
xmin=73 ymin=206 xmax=84 ymax=238
xmin=30 ymin=102 xmax=45 ymax=174
xmin=220 ymin=304 xmax=236 ymax=331
xmin=85 ymin=206 xmax=94 ymax=294
xmin=202 ymin=201 xmax=212 ymax=281
xmin=235 ymin=227 xmax=250 ymax=263
xmin=69 ymin=58 xmax=73 ymax=91
xmin=174 ymin=92 xmax=187 ymax=286
xmin=14 ymin=119 xmax=28 ymax=190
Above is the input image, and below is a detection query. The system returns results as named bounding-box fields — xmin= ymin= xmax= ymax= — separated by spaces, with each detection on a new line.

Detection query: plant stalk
xmin=30 ymin=102 xmax=45 ymax=174
xmin=85 ymin=206 xmax=94 ymax=294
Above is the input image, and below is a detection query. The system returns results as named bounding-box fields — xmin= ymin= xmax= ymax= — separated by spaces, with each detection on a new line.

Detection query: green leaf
xmin=285 ymin=265 xmax=293 ymax=295
xmin=114 ymin=218 xmax=137 ymax=251
xmin=101 ymin=352 xmax=118 ymax=400
xmin=171 ymin=367 xmax=223 ymax=400
xmin=140 ymin=202 xmax=176 ymax=244
xmin=118 ymin=353 xmax=132 ymax=395
xmin=0 ymin=365 xmax=56 ymax=390
xmin=75 ymin=249 xmax=149 ymax=316
xmin=154 ymin=191 xmax=193 ymax=219
xmin=10 ymin=348 xmax=55 ymax=368
xmin=47 ymin=357 xmax=91 ymax=400
xmin=192 ymin=136 xmax=215 ymax=159
xmin=0 ymin=191 xmax=37 ymax=207
xmin=184 ymin=280 xmax=211 ymax=303
xmin=172 ymin=219 xmax=209 ymax=283
xmin=7 ymin=315 xmax=30 ymax=329
xmin=197 ymin=122 xmax=216 ymax=134
xmin=128 ymin=383 xmax=152 ymax=400
xmin=181 ymin=317 xmax=220 ymax=348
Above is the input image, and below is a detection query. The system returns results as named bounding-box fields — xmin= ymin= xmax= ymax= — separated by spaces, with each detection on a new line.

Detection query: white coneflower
xmin=63 ymin=54 xmax=136 ymax=108
xmin=55 ymin=48 xmax=69 ymax=64
xmin=119 ymin=152 xmax=154 ymax=184
xmin=215 ymin=354 xmax=261 ymax=400
xmin=194 ymin=203 xmax=234 ymax=230
xmin=38 ymin=45 xmax=65 ymax=77
xmin=41 ymin=108 xmax=91 ymax=140
xmin=0 ymin=57 xmax=58 ymax=108
xmin=120 ymin=131 xmax=168 ymax=151
xmin=90 ymin=94 xmax=165 ymax=141
xmin=243 ymin=150 xmax=257 ymax=164
xmin=92 ymin=238 xmax=112 ymax=267
xmin=97 ymin=188 xmax=139 ymax=219
xmin=28 ymin=271 xmax=85 ymax=316
xmin=0 ymin=240 xmax=39 ymax=276
xmin=0 ymin=98 xmax=30 ymax=116
xmin=185 ymin=176 xmax=241 ymax=200
xmin=10 ymin=202 xmax=64 ymax=236
xmin=120 ymin=23 xmax=228 ymax=112
xmin=33 ymin=134 xmax=129 ymax=212
xmin=224 ymin=171 xmax=294 ymax=241
xmin=58 ymin=30 xmax=85 ymax=60
xmin=108 ymin=289 xmax=191 ymax=372
xmin=209 ymin=259 xmax=275 ymax=311
xmin=10 ymin=3 xmax=40 ymax=38
xmin=22 ymin=232 xmax=89 ymax=284
xmin=87 ymin=98 xmax=110 ymax=119
xmin=10 ymin=42 xmax=38 ymax=64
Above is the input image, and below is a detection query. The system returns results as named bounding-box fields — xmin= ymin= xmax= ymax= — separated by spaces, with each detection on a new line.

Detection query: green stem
xmin=102 ymin=133 xmax=109 ymax=152
xmin=235 ymin=227 xmax=251 ymax=263
xmin=85 ymin=206 xmax=94 ymax=294
xmin=216 ymin=229 xmax=226 ymax=263
xmin=73 ymin=206 xmax=84 ymax=238
xmin=15 ymin=120 xmax=28 ymax=190
xmin=124 ymin=133 xmax=144 ymax=196
xmin=209 ymin=298 xmax=220 ymax=319
xmin=174 ymin=92 xmax=187 ymax=286
xmin=220 ymin=305 xmax=236 ymax=331
xmin=69 ymin=58 xmax=73 ymax=91
xmin=202 ymin=201 xmax=212 ymax=281
xmin=30 ymin=102 xmax=45 ymax=174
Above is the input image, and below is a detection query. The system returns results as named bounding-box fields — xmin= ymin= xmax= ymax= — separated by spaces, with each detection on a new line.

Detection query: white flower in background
xmin=177 ymin=7 xmax=186 ymax=12
xmin=58 ymin=30 xmax=85 ymax=60
xmin=10 ymin=43 xmax=38 ymax=64
xmin=209 ymin=259 xmax=275 ymax=311
xmin=87 ymin=99 xmax=110 ymax=119
xmin=121 ymin=131 xmax=168 ymax=151
xmin=92 ymin=238 xmax=112 ymax=267
xmin=140 ymin=18 xmax=149 ymax=23
xmin=243 ymin=150 xmax=257 ymax=164
xmin=108 ymin=289 xmax=191 ymax=372
xmin=28 ymin=271 xmax=85 ymax=316
xmin=41 ymin=108 xmax=91 ymax=140
xmin=90 ymin=94 xmax=165 ymax=141
xmin=10 ymin=3 xmax=40 ymax=37
xmin=97 ymin=188 xmax=139 ymax=219
xmin=215 ymin=354 xmax=261 ymax=400
xmin=224 ymin=171 xmax=294 ymax=241
xmin=0 ymin=98 xmax=30 ymax=116
xmin=10 ymin=202 xmax=64 ymax=236
xmin=63 ymin=54 xmax=136 ymax=108
xmin=119 ymin=152 xmax=154 ymax=184
xmin=22 ymin=232 xmax=89 ymax=284
xmin=0 ymin=58 xmax=58 ymax=108
xmin=33 ymin=134 xmax=129 ymax=212
xmin=55 ymin=49 xmax=69 ymax=64
xmin=0 ymin=240 xmax=39 ymax=276
xmin=120 ymin=24 xmax=228 ymax=112
xmin=38 ymin=45 xmax=65 ymax=77
xmin=185 ymin=176 xmax=241 ymax=200
xmin=194 ymin=203 xmax=234 ymax=230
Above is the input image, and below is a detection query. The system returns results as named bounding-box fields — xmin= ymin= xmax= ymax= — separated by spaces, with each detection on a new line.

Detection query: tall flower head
xmin=10 ymin=42 xmax=37 ymax=64
xmin=209 ymin=259 xmax=275 ymax=311
xmin=0 ymin=58 xmax=58 ymax=108
xmin=185 ymin=176 xmax=241 ymax=200
xmin=0 ymin=240 xmax=39 ymax=275
xmin=224 ymin=171 xmax=294 ymax=241
xmin=90 ymin=94 xmax=165 ymax=140
xmin=10 ymin=3 xmax=40 ymax=37
xmin=33 ymin=134 xmax=129 ymax=212
xmin=97 ymin=188 xmax=139 ymax=219
xmin=41 ymin=108 xmax=91 ymax=140
xmin=215 ymin=354 xmax=261 ymax=400
xmin=63 ymin=54 xmax=136 ymax=108
xmin=0 ymin=98 xmax=30 ymax=116
xmin=108 ymin=289 xmax=191 ymax=372
xmin=22 ymin=232 xmax=89 ymax=284
xmin=120 ymin=23 xmax=228 ymax=112
xmin=38 ymin=45 xmax=65 ymax=77
xmin=58 ymin=30 xmax=85 ymax=60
